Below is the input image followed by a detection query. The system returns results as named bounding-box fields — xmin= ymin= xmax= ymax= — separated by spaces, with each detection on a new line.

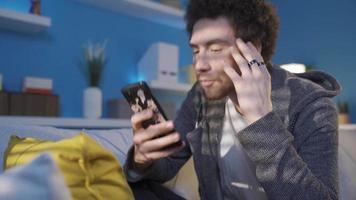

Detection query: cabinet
xmin=0 ymin=92 xmax=9 ymax=115
xmin=0 ymin=8 xmax=51 ymax=33
xmin=0 ymin=92 xmax=59 ymax=117
xmin=74 ymin=0 xmax=185 ymax=29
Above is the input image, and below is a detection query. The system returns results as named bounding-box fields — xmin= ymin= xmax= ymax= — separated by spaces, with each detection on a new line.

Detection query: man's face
xmin=190 ymin=17 xmax=237 ymax=100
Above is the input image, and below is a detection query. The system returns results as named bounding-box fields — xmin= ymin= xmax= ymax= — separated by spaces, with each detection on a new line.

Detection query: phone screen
xmin=121 ymin=81 xmax=183 ymax=148
xmin=121 ymin=81 xmax=167 ymax=128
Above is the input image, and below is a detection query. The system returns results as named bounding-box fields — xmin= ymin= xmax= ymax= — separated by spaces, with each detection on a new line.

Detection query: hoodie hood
xmin=296 ymin=70 xmax=341 ymax=97
xmin=269 ymin=66 xmax=340 ymax=127
xmin=271 ymin=66 xmax=340 ymax=98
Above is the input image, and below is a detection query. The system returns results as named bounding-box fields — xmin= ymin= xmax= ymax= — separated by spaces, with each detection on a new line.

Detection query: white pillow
xmin=0 ymin=152 xmax=71 ymax=200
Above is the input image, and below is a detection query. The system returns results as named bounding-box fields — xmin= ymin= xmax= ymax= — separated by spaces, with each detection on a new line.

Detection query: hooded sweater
xmin=125 ymin=66 xmax=340 ymax=200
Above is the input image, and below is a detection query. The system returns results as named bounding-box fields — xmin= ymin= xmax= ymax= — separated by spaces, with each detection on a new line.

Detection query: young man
xmin=125 ymin=0 xmax=340 ymax=199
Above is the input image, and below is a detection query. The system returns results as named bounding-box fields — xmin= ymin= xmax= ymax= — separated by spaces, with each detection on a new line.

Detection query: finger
xmin=140 ymin=132 xmax=182 ymax=152
xmin=223 ymin=62 xmax=242 ymax=85
xmin=246 ymin=42 xmax=263 ymax=60
xmin=250 ymin=61 xmax=269 ymax=77
xmin=260 ymin=63 xmax=270 ymax=76
xmin=131 ymin=109 xmax=153 ymax=130
xmin=236 ymin=38 xmax=255 ymax=62
xmin=133 ymin=121 xmax=175 ymax=145
xmin=143 ymin=142 xmax=185 ymax=161
xmin=246 ymin=42 xmax=269 ymax=75
xmin=229 ymin=46 xmax=250 ymax=76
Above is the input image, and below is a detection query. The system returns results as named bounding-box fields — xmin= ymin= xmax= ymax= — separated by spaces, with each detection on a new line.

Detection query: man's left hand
xmin=223 ymin=38 xmax=272 ymax=124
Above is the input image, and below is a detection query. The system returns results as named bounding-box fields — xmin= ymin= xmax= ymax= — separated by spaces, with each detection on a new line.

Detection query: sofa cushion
xmin=4 ymin=132 xmax=134 ymax=200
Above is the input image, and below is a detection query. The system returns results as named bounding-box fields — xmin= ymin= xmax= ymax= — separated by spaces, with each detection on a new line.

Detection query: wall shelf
xmin=0 ymin=8 xmax=51 ymax=33
xmin=0 ymin=116 xmax=131 ymax=129
xmin=149 ymin=80 xmax=192 ymax=92
xmin=74 ymin=0 xmax=185 ymax=29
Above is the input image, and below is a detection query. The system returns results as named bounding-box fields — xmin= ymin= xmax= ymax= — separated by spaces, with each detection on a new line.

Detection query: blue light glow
xmin=0 ymin=0 xmax=30 ymax=13
xmin=135 ymin=74 xmax=146 ymax=82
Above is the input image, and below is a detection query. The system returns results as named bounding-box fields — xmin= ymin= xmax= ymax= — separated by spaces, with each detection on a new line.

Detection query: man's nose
xmin=194 ymin=54 xmax=210 ymax=72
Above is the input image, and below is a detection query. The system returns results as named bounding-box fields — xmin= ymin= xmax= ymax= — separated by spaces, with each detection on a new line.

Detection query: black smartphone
xmin=121 ymin=81 xmax=183 ymax=148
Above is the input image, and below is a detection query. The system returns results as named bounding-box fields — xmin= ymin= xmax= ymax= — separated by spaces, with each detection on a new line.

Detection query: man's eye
xmin=193 ymin=50 xmax=199 ymax=55
xmin=210 ymin=48 xmax=222 ymax=53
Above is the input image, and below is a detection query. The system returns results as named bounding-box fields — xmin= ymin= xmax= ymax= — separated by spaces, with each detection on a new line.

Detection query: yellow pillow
xmin=4 ymin=132 xmax=134 ymax=200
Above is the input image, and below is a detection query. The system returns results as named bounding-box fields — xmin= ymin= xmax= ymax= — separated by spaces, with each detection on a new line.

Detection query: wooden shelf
xmin=0 ymin=8 xmax=51 ymax=33
xmin=0 ymin=116 xmax=131 ymax=129
xmin=74 ymin=0 xmax=185 ymax=29
xmin=149 ymin=80 xmax=192 ymax=92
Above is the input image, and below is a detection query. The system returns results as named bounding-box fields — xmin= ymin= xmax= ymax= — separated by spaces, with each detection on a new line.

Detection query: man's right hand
xmin=131 ymin=109 xmax=184 ymax=171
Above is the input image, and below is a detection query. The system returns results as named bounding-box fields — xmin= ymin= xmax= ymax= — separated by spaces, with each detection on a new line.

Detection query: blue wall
xmin=0 ymin=0 xmax=192 ymax=117
xmin=1 ymin=0 xmax=356 ymax=122
xmin=271 ymin=0 xmax=356 ymax=122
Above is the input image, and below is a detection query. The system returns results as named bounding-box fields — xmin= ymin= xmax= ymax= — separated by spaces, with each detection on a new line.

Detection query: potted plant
xmin=79 ymin=40 xmax=108 ymax=118
xmin=337 ymin=100 xmax=350 ymax=124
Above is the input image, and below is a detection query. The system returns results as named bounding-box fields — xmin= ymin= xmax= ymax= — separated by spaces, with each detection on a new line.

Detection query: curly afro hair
xmin=185 ymin=0 xmax=279 ymax=63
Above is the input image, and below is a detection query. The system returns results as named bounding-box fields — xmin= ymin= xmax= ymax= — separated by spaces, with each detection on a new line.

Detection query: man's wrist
xmin=133 ymin=160 xmax=152 ymax=173
xmin=246 ymin=109 xmax=272 ymax=124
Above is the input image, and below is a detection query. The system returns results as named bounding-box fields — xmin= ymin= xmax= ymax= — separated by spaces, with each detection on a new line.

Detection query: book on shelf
xmin=22 ymin=76 xmax=53 ymax=95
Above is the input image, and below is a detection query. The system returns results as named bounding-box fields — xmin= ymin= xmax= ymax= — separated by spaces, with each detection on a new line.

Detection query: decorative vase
xmin=83 ymin=87 xmax=102 ymax=119
xmin=338 ymin=113 xmax=350 ymax=124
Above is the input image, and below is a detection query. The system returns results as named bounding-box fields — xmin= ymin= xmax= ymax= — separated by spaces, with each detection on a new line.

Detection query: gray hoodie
xmin=125 ymin=66 xmax=340 ymax=200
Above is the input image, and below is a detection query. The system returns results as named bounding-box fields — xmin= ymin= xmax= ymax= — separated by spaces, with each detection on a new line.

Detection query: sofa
xmin=0 ymin=124 xmax=199 ymax=200
xmin=0 ymin=124 xmax=355 ymax=200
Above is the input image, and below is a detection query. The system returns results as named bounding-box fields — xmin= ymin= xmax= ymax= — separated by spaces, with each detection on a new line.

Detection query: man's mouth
xmin=199 ymin=79 xmax=215 ymax=87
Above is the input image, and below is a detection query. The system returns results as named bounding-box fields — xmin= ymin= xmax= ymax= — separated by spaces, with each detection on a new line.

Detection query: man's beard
xmin=200 ymin=79 xmax=234 ymax=101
